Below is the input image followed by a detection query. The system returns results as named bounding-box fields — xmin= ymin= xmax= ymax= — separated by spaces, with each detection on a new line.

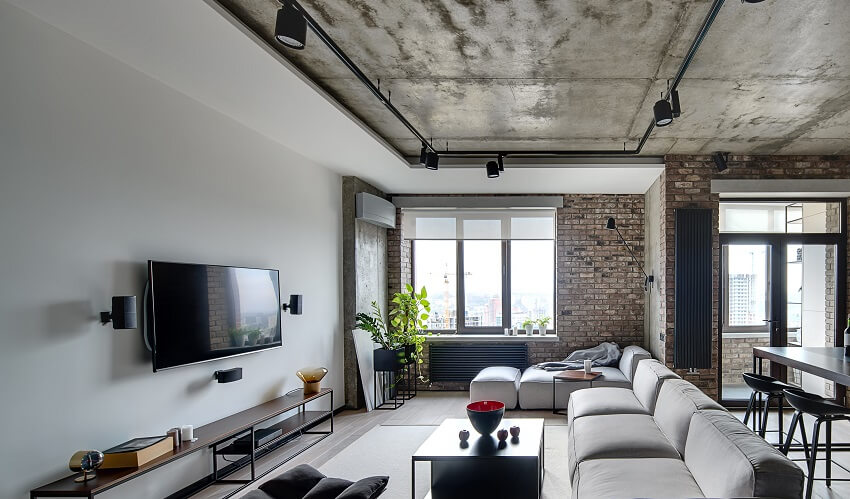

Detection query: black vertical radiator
xmin=674 ymin=208 xmax=713 ymax=369
xmin=429 ymin=344 xmax=528 ymax=382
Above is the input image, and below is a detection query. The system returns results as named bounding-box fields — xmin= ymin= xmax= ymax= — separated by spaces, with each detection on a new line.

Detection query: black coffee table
xmin=411 ymin=418 xmax=544 ymax=499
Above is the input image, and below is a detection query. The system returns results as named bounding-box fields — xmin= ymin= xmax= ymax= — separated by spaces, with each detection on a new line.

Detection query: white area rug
xmin=318 ymin=424 xmax=571 ymax=499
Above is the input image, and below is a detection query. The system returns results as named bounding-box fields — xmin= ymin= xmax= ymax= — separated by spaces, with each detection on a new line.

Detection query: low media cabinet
xmin=31 ymin=388 xmax=333 ymax=499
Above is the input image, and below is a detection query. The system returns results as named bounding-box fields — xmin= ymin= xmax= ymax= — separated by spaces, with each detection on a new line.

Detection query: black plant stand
xmin=399 ymin=361 xmax=418 ymax=401
xmin=374 ymin=366 xmax=406 ymax=410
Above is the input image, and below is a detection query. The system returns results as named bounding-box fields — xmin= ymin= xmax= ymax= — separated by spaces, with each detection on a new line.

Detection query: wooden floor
xmin=191 ymin=391 xmax=850 ymax=499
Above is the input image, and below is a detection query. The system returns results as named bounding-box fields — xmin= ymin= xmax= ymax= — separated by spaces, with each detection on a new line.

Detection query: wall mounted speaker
xmin=100 ymin=296 xmax=137 ymax=329
xmin=282 ymin=294 xmax=303 ymax=315
xmin=214 ymin=367 xmax=243 ymax=383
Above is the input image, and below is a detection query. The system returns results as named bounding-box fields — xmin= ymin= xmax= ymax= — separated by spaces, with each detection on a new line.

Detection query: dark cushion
xmin=243 ymin=491 xmax=274 ymax=499
xmin=302 ymin=478 xmax=354 ymax=499
xmin=259 ymin=464 xmax=326 ymax=499
xmin=336 ymin=476 xmax=389 ymax=499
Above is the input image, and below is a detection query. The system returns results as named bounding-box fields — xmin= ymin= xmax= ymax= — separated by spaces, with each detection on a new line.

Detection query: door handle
xmin=763 ymin=319 xmax=778 ymax=323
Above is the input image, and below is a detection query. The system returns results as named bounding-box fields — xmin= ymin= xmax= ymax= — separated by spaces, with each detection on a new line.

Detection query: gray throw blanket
xmin=531 ymin=342 xmax=621 ymax=371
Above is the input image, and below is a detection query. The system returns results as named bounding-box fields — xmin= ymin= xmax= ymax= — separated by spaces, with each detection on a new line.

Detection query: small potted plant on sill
xmin=522 ymin=319 xmax=535 ymax=336
xmin=536 ymin=316 xmax=551 ymax=335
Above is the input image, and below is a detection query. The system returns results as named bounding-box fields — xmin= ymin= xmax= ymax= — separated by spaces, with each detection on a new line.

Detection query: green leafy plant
xmin=521 ymin=319 xmax=536 ymax=328
xmin=536 ymin=316 xmax=551 ymax=330
xmin=229 ymin=327 xmax=261 ymax=346
xmin=389 ymin=284 xmax=431 ymax=379
xmin=355 ymin=301 xmax=397 ymax=350
xmin=247 ymin=328 xmax=262 ymax=345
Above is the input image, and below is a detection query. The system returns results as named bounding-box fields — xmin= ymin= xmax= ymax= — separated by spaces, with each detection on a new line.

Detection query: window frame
xmin=412 ymin=239 xmax=556 ymax=335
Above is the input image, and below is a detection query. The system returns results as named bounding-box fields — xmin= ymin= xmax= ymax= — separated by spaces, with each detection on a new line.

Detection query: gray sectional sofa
xmin=567 ymin=359 xmax=804 ymax=499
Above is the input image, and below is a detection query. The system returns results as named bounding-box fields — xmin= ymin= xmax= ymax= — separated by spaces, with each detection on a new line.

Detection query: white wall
xmin=0 ymin=3 xmax=343 ymax=498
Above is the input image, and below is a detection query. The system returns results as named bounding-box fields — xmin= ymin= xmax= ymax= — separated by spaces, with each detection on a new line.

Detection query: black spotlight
xmin=671 ymin=90 xmax=681 ymax=118
xmin=713 ymin=152 xmax=729 ymax=172
xmin=654 ymin=99 xmax=673 ymax=127
xmin=275 ymin=0 xmax=307 ymax=49
xmin=418 ymin=145 xmax=427 ymax=166
xmin=742 ymin=0 xmax=765 ymax=3
xmin=486 ymin=160 xmax=500 ymax=178
xmin=605 ymin=217 xmax=616 ymax=230
xmin=497 ymin=154 xmax=504 ymax=172
xmin=425 ymin=151 xmax=439 ymax=170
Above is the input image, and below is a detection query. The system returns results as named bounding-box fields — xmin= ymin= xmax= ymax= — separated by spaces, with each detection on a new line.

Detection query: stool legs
xmin=783 ymin=410 xmax=800 ymax=455
xmin=744 ymin=391 xmax=756 ymax=430
xmin=826 ymin=420 xmax=832 ymax=487
xmin=807 ymin=419 xmax=823 ymax=499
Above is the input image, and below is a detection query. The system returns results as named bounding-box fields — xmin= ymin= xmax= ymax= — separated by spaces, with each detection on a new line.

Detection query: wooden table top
xmin=753 ymin=347 xmax=850 ymax=386
xmin=553 ymin=370 xmax=601 ymax=381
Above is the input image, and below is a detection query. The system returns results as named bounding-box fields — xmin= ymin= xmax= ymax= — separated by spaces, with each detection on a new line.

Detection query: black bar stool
xmin=742 ymin=372 xmax=792 ymax=441
xmin=783 ymin=388 xmax=850 ymax=499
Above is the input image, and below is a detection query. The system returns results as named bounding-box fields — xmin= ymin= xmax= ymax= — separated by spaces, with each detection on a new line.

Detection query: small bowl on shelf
xmin=466 ymin=400 xmax=505 ymax=435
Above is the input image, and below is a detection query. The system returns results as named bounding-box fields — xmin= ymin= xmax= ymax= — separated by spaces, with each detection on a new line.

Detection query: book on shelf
xmin=101 ymin=436 xmax=173 ymax=469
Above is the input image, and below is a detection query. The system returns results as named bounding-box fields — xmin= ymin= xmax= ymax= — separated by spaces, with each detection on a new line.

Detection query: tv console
xmin=30 ymin=388 xmax=333 ymax=499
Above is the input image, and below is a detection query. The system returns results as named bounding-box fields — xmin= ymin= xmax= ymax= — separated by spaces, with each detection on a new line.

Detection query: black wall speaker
xmin=214 ymin=367 xmax=243 ymax=383
xmin=283 ymin=294 xmax=303 ymax=315
xmin=101 ymin=296 xmax=137 ymax=329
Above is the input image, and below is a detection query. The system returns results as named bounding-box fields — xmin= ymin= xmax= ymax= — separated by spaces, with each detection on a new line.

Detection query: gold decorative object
xmin=69 ymin=450 xmax=104 ymax=483
xmin=296 ymin=367 xmax=328 ymax=394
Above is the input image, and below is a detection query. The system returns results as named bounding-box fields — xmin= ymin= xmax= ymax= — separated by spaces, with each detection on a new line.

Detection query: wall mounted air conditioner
xmin=355 ymin=192 xmax=395 ymax=229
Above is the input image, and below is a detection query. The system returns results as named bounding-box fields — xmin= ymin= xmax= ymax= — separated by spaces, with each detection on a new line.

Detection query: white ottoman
xmin=469 ymin=366 xmax=521 ymax=410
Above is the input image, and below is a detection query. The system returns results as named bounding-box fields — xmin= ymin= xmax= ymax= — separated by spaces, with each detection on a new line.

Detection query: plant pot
xmin=374 ymin=348 xmax=404 ymax=372
xmin=403 ymin=344 xmax=416 ymax=364
xmin=524 ymin=325 xmax=534 ymax=335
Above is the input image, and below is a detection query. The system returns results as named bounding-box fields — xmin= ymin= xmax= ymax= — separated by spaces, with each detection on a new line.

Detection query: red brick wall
xmin=658 ymin=155 xmax=850 ymax=400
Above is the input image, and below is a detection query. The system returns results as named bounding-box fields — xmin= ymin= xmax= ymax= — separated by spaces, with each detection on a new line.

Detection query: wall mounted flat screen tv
xmin=147 ymin=261 xmax=282 ymax=371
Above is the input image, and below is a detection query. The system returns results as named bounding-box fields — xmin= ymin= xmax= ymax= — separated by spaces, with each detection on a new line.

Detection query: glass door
xmin=719 ymin=200 xmax=846 ymax=405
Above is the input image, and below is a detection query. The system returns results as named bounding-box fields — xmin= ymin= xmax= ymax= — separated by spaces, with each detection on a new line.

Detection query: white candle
xmin=584 ymin=360 xmax=592 ymax=374
xmin=181 ymin=424 xmax=194 ymax=441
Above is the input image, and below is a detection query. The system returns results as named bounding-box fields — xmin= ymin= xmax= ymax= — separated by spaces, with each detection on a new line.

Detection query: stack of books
xmin=102 ymin=436 xmax=173 ymax=469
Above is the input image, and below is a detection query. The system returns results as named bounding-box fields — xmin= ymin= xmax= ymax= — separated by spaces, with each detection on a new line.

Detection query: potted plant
xmin=521 ymin=319 xmax=535 ymax=335
xmin=246 ymin=328 xmax=262 ymax=345
xmin=355 ymin=301 xmax=404 ymax=372
xmin=536 ymin=316 xmax=551 ymax=335
xmin=389 ymin=284 xmax=431 ymax=379
xmin=228 ymin=327 xmax=247 ymax=347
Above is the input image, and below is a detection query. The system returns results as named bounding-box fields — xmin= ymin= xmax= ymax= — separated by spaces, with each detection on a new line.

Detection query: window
xmin=720 ymin=201 xmax=841 ymax=233
xmin=407 ymin=208 xmax=556 ymax=334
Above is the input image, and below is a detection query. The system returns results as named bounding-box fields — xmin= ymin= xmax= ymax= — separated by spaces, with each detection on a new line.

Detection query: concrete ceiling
xmin=217 ymin=0 xmax=850 ymax=156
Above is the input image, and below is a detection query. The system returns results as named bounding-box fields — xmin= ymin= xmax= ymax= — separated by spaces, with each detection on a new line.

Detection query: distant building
xmin=728 ymin=273 xmax=757 ymax=326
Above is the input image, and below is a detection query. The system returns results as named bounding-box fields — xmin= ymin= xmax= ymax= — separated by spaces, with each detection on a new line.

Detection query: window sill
xmin=424 ymin=334 xmax=559 ymax=343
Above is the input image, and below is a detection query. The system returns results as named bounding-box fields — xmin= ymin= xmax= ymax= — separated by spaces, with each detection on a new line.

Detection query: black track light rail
xmin=286 ymin=0 xmax=726 ymax=159
xmin=287 ymin=0 xmax=438 ymax=154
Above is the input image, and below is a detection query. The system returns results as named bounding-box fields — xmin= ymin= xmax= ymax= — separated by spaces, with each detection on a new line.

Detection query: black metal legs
xmin=744 ymin=391 xmax=756 ymax=430
xmin=783 ymin=410 xmax=810 ymax=460
xmin=807 ymin=420 xmax=822 ymax=499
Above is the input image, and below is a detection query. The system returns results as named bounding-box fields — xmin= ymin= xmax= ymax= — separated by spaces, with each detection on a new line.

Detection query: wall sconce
xmin=100 ymin=296 xmax=138 ymax=329
xmin=605 ymin=218 xmax=655 ymax=291
xmin=281 ymin=294 xmax=303 ymax=315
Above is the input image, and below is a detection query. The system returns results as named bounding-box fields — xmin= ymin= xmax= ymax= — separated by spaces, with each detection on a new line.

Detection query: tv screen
xmin=148 ymin=261 xmax=282 ymax=371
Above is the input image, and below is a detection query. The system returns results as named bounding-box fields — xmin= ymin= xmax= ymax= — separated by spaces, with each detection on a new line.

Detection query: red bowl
xmin=466 ymin=401 xmax=505 ymax=435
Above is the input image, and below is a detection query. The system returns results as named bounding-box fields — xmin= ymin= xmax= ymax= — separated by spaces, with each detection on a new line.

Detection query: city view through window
xmin=413 ymin=240 xmax=554 ymax=331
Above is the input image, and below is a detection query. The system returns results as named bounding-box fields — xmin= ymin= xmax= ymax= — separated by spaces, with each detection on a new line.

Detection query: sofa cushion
xmin=566 ymin=387 xmax=648 ymax=426
xmin=572 ymin=458 xmax=705 ymax=499
xmin=654 ymin=379 xmax=724 ymax=456
xmin=302 ymin=478 xmax=355 ymax=499
xmin=259 ymin=464 xmax=326 ymax=499
xmin=590 ymin=366 xmax=630 ymax=388
xmin=469 ymin=366 xmax=521 ymax=409
xmin=618 ymin=345 xmax=652 ymax=382
xmin=631 ymin=359 xmax=680 ymax=412
xmin=336 ymin=476 xmax=389 ymax=499
xmin=684 ymin=410 xmax=804 ymax=499
xmin=518 ymin=368 xmax=590 ymax=409
xmin=568 ymin=414 xmax=680 ymax=480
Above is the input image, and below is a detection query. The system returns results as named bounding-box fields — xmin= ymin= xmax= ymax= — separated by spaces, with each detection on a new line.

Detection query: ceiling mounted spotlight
xmin=497 ymin=155 xmax=504 ymax=172
xmin=425 ymin=151 xmax=439 ymax=170
xmin=418 ymin=145 xmax=427 ymax=166
xmin=275 ymin=0 xmax=307 ymax=49
xmin=742 ymin=0 xmax=765 ymax=3
xmin=654 ymin=96 xmax=673 ymax=127
xmin=713 ymin=152 xmax=730 ymax=172
xmin=486 ymin=160 xmax=500 ymax=178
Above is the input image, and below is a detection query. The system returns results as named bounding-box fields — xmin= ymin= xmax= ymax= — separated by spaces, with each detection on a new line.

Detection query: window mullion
xmin=456 ymin=240 xmax=464 ymax=333
xmin=503 ymin=240 xmax=511 ymax=330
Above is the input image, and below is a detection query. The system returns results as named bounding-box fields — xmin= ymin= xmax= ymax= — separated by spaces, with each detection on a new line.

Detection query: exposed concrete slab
xmin=215 ymin=0 xmax=850 ymax=156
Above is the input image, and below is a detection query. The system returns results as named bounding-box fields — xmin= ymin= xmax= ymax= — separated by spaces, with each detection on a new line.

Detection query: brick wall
xmin=656 ymin=155 xmax=850 ymax=400
xmin=721 ymin=336 xmax=770 ymax=386
xmin=388 ymin=194 xmax=647 ymax=390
